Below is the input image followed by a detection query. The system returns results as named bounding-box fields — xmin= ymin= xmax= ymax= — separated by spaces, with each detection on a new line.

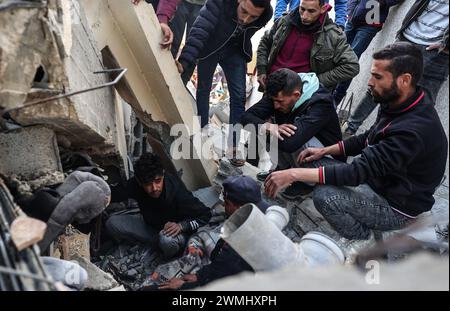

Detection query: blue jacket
xmin=275 ymin=0 xmax=347 ymax=26
xmin=347 ymin=0 xmax=403 ymax=25
xmin=178 ymin=0 xmax=273 ymax=69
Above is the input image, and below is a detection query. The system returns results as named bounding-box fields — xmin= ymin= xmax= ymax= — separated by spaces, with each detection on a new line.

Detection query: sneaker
xmin=280 ymin=182 xmax=314 ymax=200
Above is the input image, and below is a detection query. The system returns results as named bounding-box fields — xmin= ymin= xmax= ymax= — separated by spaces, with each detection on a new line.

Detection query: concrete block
xmin=0 ymin=126 xmax=62 ymax=179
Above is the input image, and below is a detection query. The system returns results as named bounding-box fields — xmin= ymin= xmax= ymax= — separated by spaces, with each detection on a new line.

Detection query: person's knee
xmin=313 ymin=185 xmax=338 ymax=214
xmin=158 ymin=231 xmax=185 ymax=259
xmin=105 ymin=215 xmax=123 ymax=237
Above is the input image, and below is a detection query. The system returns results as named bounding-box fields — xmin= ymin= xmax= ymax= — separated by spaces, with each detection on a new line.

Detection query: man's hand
xmin=257 ymin=74 xmax=267 ymax=90
xmin=297 ymin=147 xmax=327 ymax=164
xmin=426 ymin=43 xmax=449 ymax=54
xmin=265 ymin=123 xmax=297 ymax=141
xmin=158 ymin=278 xmax=185 ymax=290
xmin=264 ymin=169 xmax=296 ymax=198
xmin=160 ymin=23 xmax=174 ymax=49
xmin=182 ymin=274 xmax=198 ymax=282
xmin=131 ymin=0 xmax=141 ymax=4
xmin=164 ymin=222 xmax=182 ymax=237
xmin=175 ymin=60 xmax=184 ymax=74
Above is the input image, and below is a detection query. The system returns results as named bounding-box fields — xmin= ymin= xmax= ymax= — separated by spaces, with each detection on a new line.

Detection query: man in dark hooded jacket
xmin=241 ymin=68 xmax=343 ymax=199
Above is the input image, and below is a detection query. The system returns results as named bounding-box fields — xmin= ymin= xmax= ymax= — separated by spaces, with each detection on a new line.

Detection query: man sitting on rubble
xmin=158 ymin=175 xmax=270 ymax=290
xmin=264 ymin=43 xmax=448 ymax=252
xmin=106 ymin=153 xmax=211 ymax=260
xmin=241 ymin=68 xmax=343 ymax=200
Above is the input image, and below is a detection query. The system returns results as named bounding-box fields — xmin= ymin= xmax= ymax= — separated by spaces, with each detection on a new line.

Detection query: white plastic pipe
xmin=221 ymin=204 xmax=345 ymax=272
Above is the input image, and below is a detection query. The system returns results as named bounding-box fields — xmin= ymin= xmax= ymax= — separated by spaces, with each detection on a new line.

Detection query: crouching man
xmin=106 ymin=153 xmax=211 ymax=259
xmin=159 ymin=175 xmax=270 ymax=290
xmin=241 ymin=68 xmax=343 ymax=199
xmin=264 ymin=43 xmax=448 ymax=243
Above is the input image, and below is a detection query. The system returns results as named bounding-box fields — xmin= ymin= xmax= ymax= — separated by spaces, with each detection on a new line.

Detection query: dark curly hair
xmin=134 ymin=153 xmax=164 ymax=184
xmin=266 ymin=68 xmax=303 ymax=98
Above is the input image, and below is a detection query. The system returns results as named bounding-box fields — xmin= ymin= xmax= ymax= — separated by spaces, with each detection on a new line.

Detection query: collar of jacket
xmin=380 ymin=88 xmax=425 ymax=115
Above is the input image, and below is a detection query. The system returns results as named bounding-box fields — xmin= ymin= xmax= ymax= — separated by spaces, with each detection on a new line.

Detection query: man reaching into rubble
xmin=158 ymin=175 xmax=270 ymax=290
xmin=241 ymin=68 xmax=343 ymax=200
xmin=106 ymin=153 xmax=211 ymax=259
xmin=264 ymin=43 xmax=448 ymax=249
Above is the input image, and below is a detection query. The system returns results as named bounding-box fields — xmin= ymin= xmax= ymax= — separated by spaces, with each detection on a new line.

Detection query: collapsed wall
xmin=0 ymin=0 xmax=216 ymax=190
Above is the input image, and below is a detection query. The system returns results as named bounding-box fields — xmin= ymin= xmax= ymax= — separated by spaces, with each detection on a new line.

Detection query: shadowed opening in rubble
xmin=32 ymin=65 xmax=49 ymax=88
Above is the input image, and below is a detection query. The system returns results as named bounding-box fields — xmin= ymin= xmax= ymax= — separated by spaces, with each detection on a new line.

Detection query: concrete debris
xmin=10 ymin=216 xmax=47 ymax=251
xmin=200 ymin=252 xmax=449 ymax=291
xmin=72 ymin=254 xmax=119 ymax=291
xmin=0 ymin=126 xmax=63 ymax=180
xmin=93 ymin=243 xmax=164 ymax=291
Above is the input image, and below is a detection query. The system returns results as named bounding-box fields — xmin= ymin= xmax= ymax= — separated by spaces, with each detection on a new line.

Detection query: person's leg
xmin=334 ymin=25 xmax=380 ymax=107
xmin=418 ymin=46 xmax=449 ymax=105
xmin=219 ymin=50 xmax=247 ymax=159
xmin=180 ymin=3 xmax=203 ymax=85
xmin=105 ymin=213 xmax=159 ymax=245
xmin=158 ymin=231 xmax=188 ymax=259
xmin=169 ymin=0 xmax=189 ymax=58
xmin=196 ymin=55 xmax=219 ymax=128
xmin=313 ymin=184 xmax=411 ymax=240
xmin=345 ymin=90 xmax=378 ymax=134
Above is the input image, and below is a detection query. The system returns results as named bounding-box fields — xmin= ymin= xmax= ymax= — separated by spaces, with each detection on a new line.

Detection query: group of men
xmin=112 ymin=0 xmax=448 ymax=290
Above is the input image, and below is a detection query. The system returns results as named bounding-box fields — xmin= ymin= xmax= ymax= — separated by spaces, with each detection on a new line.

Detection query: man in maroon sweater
xmin=257 ymin=0 xmax=359 ymax=92
xmin=132 ymin=0 xmax=182 ymax=49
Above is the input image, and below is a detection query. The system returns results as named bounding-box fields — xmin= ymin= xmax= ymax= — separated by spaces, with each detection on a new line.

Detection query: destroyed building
xmin=0 ymin=0 xmax=448 ymax=291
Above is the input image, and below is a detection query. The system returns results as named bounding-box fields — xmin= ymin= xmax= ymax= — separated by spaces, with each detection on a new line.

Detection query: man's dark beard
xmin=372 ymin=80 xmax=401 ymax=104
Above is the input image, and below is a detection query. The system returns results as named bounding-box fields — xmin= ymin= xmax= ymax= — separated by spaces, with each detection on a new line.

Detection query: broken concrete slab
xmin=72 ymin=254 xmax=119 ymax=291
xmin=0 ymin=126 xmax=62 ymax=179
xmin=10 ymin=216 xmax=47 ymax=251
xmin=80 ymin=0 xmax=217 ymax=190
xmin=199 ymin=252 xmax=449 ymax=291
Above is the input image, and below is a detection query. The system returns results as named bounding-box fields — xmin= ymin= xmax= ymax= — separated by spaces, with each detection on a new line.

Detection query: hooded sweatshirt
xmin=241 ymin=73 xmax=342 ymax=154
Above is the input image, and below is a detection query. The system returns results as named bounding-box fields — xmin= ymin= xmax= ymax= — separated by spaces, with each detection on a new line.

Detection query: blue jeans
xmin=346 ymin=40 xmax=449 ymax=133
xmin=196 ymin=47 xmax=247 ymax=129
xmin=333 ymin=21 xmax=380 ymax=107
xmin=314 ymin=184 xmax=411 ymax=240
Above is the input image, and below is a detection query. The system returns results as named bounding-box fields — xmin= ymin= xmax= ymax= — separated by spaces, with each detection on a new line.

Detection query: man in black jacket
xmin=158 ymin=175 xmax=270 ymax=290
xmin=176 ymin=0 xmax=273 ymax=155
xmin=106 ymin=153 xmax=211 ymax=259
xmin=264 ymin=43 xmax=448 ymax=241
xmin=241 ymin=68 xmax=342 ymax=198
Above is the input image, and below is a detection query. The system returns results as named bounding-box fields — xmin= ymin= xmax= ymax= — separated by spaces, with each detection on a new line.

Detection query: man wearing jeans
xmin=264 ymin=43 xmax=448 ymax=245
xmin=333 ymin=0 xmax=403 ymax=107
xmin=176 ymin=0 xmax=272 ymax=130
xmin=344 ymin=0 xmax=449 ymax=136
xmin=106 ymin=153 xmax=211 ymax=259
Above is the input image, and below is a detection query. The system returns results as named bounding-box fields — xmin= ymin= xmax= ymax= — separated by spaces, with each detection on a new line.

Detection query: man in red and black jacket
xmin=264 ymin=42 xmax=448 ymax=241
